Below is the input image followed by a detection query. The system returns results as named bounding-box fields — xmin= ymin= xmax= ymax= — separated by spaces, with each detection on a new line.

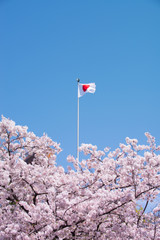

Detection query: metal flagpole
xmin=77 ymin=78 xmax=80 ymax=168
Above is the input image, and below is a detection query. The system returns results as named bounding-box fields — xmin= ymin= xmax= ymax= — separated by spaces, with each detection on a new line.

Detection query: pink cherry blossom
xmin=0 ymin=116 xmax=160 ymax=239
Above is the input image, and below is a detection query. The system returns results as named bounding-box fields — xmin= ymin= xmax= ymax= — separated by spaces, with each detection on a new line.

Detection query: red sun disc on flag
xmin=83 ymin=84 xmax=90 ymax=92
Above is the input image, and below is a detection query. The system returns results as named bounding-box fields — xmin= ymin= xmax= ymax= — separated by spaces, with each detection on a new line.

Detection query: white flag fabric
xmin=78 ymin=83 xmax=96 ymax=98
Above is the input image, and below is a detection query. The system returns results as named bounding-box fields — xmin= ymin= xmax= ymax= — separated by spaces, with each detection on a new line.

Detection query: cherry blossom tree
xmin=0 ymin=116 xmax=160 ymax=239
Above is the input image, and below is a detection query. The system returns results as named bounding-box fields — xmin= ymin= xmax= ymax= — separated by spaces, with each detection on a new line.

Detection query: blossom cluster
xmin=0 ymin=116 xmax=160 ymax=239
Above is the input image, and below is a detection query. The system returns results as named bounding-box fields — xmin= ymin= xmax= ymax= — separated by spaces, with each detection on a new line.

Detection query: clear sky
xmin=0 ymin=0 xmax=160 ymax=169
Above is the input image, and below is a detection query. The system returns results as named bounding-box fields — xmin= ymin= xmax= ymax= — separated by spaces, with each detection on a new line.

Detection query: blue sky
xmin=0 ymin=0 xmax=160 ymax=170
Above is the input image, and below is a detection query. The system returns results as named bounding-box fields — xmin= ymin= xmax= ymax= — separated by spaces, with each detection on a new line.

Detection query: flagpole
xmin=77 ymin=78 xmax=80 ymax=169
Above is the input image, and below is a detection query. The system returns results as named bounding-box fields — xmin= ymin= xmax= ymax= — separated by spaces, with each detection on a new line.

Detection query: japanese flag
xmin=78 ymin=83 xmax=96 ymax=98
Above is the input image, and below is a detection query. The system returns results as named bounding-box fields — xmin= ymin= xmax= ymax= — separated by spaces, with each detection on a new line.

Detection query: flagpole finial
xmin=77 ymin=78 xmax=80 ymax=83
